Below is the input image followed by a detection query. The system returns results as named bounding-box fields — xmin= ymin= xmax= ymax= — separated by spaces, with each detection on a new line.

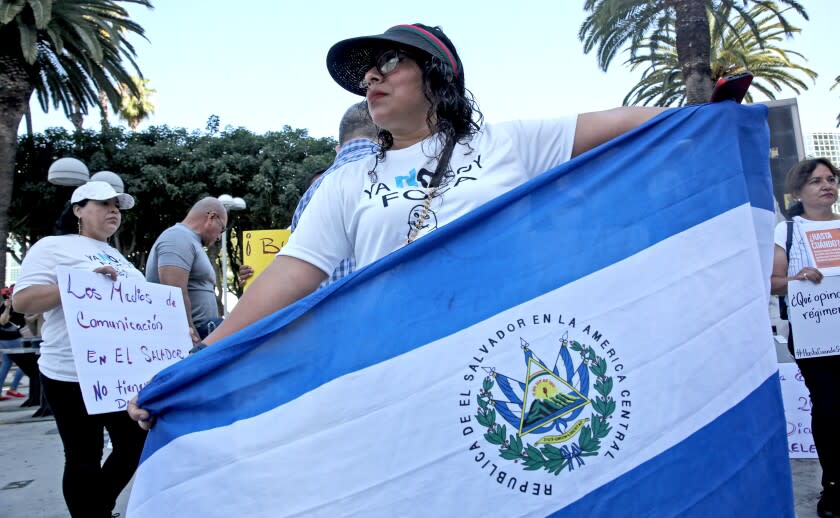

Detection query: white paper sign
xmin=787 ymin=274 xmax=840 ymax=359
xmin=798 ymin=219 xmax=840 ymax=277
xmin=57 ymin=267 xmax=192 ymax=414
xmin=777 ymin=363 xmax=817 ymax=458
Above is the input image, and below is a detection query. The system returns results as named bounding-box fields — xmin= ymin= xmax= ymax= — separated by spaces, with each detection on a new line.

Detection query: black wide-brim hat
xmin=326 ymin=23 xmax=463 ymax=97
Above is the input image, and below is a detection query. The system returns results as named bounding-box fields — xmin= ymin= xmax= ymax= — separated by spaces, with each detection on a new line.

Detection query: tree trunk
xmin=70 ymin=100 xmax=84 ymax=133
xmin=0 ymin=55 xmax=35 ymax=286
xmin=99 ymin=89 xmax=110 ymax=132
xmin=24 ymin=105 xmax=33 ymax=138
xmin=672 ymin=0 xmax=713 ymax=105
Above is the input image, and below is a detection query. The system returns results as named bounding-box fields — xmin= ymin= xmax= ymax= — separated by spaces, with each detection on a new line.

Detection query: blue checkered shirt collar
xmin=290 ymin=138 xmax=378 ymax=231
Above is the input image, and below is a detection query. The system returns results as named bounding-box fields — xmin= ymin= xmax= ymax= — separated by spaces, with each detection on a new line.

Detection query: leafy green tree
xmin=0 ymin=0 xmax=151 ymax=284
xmin=118 ymin=75 xmax=156 ymax=130
xmin=623 ymin=5 xmax=816 ymax=106
xmin=10 ymin=123 xmax=336 ymax=304
xmin=578 ymin=0 xmax=808 ymax=105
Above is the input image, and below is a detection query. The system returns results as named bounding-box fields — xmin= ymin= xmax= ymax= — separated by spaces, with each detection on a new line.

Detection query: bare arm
xmin=770 ymin=245 xmax=790 ymax=296
xmin=128 ymin=255 xmax=326 ymax=429
xmin=12 ymin=285 xmax=61 ymax=314
xmin=572 ymin=107 xmax=669 ymax=158
xmin=771 ymin=244 xmax=823 ymax=296
xmin=157 ymin=265 xmax=197 ymax=337
xmin=203 ymin=255 xmax=326 ymax=345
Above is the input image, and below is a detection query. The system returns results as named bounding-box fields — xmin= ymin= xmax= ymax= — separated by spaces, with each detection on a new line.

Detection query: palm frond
xmin=5 ymin=0 xmax=152 ymax=123
xmin=618 ymin=1 xmax=815 ymax=106
xmin=580 ymin=0 xmax=810 ymax=89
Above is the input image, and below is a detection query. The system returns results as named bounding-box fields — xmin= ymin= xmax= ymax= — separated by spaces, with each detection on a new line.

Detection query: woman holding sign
xmin=771 ymin=157 xmax=840 ymax=518
xmin=13 ymin=181 xmax=147 ymax=518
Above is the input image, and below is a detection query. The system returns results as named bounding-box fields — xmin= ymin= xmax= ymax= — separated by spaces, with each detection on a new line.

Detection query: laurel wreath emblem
xmin=475 ymin=340 xmax=615 ymax=475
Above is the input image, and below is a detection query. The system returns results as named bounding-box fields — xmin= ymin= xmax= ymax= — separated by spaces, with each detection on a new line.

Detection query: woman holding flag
xmin=130 ymin=23 xmax=667 ymax=421
xmin=771 ymin=157 xmax=840 ymax=518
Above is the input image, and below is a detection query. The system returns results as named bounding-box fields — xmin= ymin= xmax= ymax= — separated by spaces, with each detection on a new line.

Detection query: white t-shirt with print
xmin=281 ymin=117 xmax=578 ymax=274
xmin=773 ymin=216 xmax=825 ymax=278
xmin=15 ymin=235 xmax=144 ymax=382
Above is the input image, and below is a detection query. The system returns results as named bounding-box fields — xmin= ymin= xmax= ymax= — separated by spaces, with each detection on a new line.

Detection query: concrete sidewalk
xmin=0 ymin=378 xmax=131 ymax=518
xmin=0 ymin=377 xmax=825 ymax=517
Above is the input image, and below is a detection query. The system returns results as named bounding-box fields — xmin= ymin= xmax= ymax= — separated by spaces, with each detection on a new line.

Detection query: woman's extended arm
xmin=203 ymin=255 xmax=327 ymax=346
xmin=573 ymin=107 xmax=669 ymax=158
xmin=12 ymin=285 xmax=61 ymax=314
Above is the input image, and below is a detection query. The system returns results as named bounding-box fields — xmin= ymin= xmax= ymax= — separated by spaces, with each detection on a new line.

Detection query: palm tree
xmin=623 ymin=6 xmax=817 ymax=106
xmin=832 ymin=74 xmax=840 ymax=128
xmin=579 ymin=0 xmax=808 ymax=105
xmin=118 ymin=75 xmax=156 ymax=130
xmin=0 ymin=0 xmax=151 ymax=279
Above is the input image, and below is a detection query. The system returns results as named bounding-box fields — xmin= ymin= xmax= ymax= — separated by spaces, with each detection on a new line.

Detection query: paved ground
xmin=0 ymin=372 xmax=825 ymax=517
xmin=0 ymin=378 xmax=132 ymax=518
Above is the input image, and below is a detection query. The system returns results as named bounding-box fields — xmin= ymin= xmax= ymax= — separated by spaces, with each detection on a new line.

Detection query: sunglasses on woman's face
xmin=359 ymin=50 xmax=412 ymax=90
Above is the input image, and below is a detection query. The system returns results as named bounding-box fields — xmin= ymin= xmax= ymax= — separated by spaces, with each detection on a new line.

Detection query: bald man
xmin=146 ymin=197 xmax=227 ymax=341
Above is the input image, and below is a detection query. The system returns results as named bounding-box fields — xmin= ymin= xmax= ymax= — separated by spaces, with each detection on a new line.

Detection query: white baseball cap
xmin=70 ymin=181 xmax=135 ymax=210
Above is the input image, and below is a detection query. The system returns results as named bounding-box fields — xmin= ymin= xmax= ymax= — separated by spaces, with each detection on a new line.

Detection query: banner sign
xmin=241 ymin=229 xmax=292 ymax=289
xmin=778 ymin=363 xmax=817 ymax=458
xmin=787 ymin=275 xmax=840 ymax=359
xmin=799 ymin=220 xmax=840 ymax=276
xmin=57 ymin=267 xmax=192 ymax=414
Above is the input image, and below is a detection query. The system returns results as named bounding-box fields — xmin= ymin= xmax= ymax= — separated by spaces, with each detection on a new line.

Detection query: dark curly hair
xmin=785 ymin=157 xmax=839 ymax=217
xmin=369 ymin=28 xmax=483 ymax=184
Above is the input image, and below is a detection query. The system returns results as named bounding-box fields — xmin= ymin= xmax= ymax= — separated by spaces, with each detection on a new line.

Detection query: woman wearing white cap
xmin=14 ymin=181 xmax=147 ymax=518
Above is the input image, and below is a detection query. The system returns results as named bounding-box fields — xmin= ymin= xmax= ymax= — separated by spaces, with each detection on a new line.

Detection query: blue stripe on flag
xmin=549 ymin=373 xmax=793 ymax=517
xmin=138 ymin=103 xmax=772 ymax=460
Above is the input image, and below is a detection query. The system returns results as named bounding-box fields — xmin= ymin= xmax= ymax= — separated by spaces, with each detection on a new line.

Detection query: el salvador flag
xmin=128 ymin=103 xmax=793 ymax=517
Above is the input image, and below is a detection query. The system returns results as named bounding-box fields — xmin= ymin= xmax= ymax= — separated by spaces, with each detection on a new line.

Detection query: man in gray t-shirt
xmin=146 ymin=197 xmax=228 ymax=340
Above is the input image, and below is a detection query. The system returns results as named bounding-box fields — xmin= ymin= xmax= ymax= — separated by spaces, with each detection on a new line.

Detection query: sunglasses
xmin=359 ymin=50 xmax=413 ymax=90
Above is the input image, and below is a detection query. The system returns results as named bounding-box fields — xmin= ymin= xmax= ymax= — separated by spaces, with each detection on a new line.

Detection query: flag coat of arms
xmin=128 ymin=103 xmax=793 ymax=517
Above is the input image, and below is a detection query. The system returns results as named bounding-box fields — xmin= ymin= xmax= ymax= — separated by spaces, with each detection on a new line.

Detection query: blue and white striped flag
xmin=128 ymin=103 xmax=792 ymax=517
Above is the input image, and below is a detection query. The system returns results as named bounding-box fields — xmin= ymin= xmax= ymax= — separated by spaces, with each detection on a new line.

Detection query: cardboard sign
xmin=241 ymin=229 xmax=291 ymax=289
xmin=57 ymin=267 xmax=192 ymax=414
xmin=799 ymin=219 xmax=840 ymax=276
xmin=778 ymin=363 xmax=817 ymax=458
xmin=787 ymin=275 xmax=840 ymax=358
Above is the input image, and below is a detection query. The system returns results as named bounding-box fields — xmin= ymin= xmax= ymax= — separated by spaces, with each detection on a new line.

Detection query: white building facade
xmin=804 ymin=131 xmax=840 ymax=166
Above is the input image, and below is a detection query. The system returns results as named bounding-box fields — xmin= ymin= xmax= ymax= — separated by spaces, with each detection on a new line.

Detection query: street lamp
xmin=217 ymin=194 xmax=247 ymax=315
xmin=90 ymin=171 xmax=125 ymax=193
xmin=48 ymin=158 xmax=89 ymax=186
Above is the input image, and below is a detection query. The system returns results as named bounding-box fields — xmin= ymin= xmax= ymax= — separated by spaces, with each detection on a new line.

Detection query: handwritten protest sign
xmin=778 ymin=363 xmax=817 ymax=459
xmin=787 ymin=275 xmax=840 ymax=359
xmin=57 ymin=267 xmax=192 ymax=414
xmin=799 ymin=219 xmax=840 ymax=276
xmin=241 ymin=229 xmax=291 ymax=290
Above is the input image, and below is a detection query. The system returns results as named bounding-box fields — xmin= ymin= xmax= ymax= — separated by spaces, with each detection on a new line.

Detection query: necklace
xmin=405 ymin=135 xmax=456 ymax=245
xmin=406 ymin=186 xmax=438 ymax=244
